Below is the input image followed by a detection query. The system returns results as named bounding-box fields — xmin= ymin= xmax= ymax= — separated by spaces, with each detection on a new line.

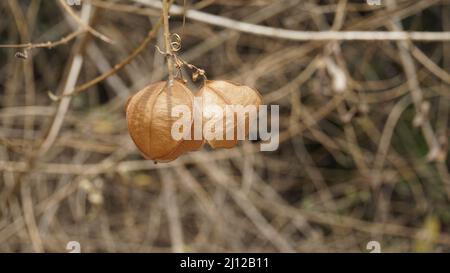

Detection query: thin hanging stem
xmin=162 ymin=0 xmax=175 ymax=90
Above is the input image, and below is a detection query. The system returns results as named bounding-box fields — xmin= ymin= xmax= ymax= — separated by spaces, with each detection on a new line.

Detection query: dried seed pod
xmin=199 ymin=80 xmax=262 ymax=149
xmin=126 ymin=80 xmax=203 ymax=162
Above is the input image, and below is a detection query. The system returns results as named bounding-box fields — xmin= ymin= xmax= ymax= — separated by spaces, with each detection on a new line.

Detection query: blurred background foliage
xmin=0 ymin=0 xmax=450 ymax=252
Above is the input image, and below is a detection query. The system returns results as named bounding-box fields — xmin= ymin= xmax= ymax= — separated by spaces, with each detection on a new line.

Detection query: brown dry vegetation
xmin=1 ymin=0 xmax=450 ymax=252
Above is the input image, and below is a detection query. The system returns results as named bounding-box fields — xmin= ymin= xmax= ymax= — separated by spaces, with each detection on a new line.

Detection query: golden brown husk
xmin=126 ymin=80 xmax=203 ymax=162
xmin=199 ymin=80 xmax=263 ymax=149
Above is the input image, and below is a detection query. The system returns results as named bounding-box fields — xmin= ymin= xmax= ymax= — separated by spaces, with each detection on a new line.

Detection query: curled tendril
xmin=170 ymin=33 xmax=182 ymax=52
xmin=154 ymin=33 xmax=206 ymax=82
xmin=154 ymin=33 xmax=181 ymax=54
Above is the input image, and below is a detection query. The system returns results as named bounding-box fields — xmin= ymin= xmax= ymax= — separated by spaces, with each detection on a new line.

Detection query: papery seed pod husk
xmin=199 ymin=80 xmax=262 ymax=149
xmin=126 ymin=80 xmax=203 ymax=162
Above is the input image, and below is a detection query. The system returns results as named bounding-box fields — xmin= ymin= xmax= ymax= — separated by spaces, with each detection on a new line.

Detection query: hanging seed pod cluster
xmin=126 ymin=2 xmax=263 ymax=162
xmin=126 ymin=79 xmax=262 ymax=162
